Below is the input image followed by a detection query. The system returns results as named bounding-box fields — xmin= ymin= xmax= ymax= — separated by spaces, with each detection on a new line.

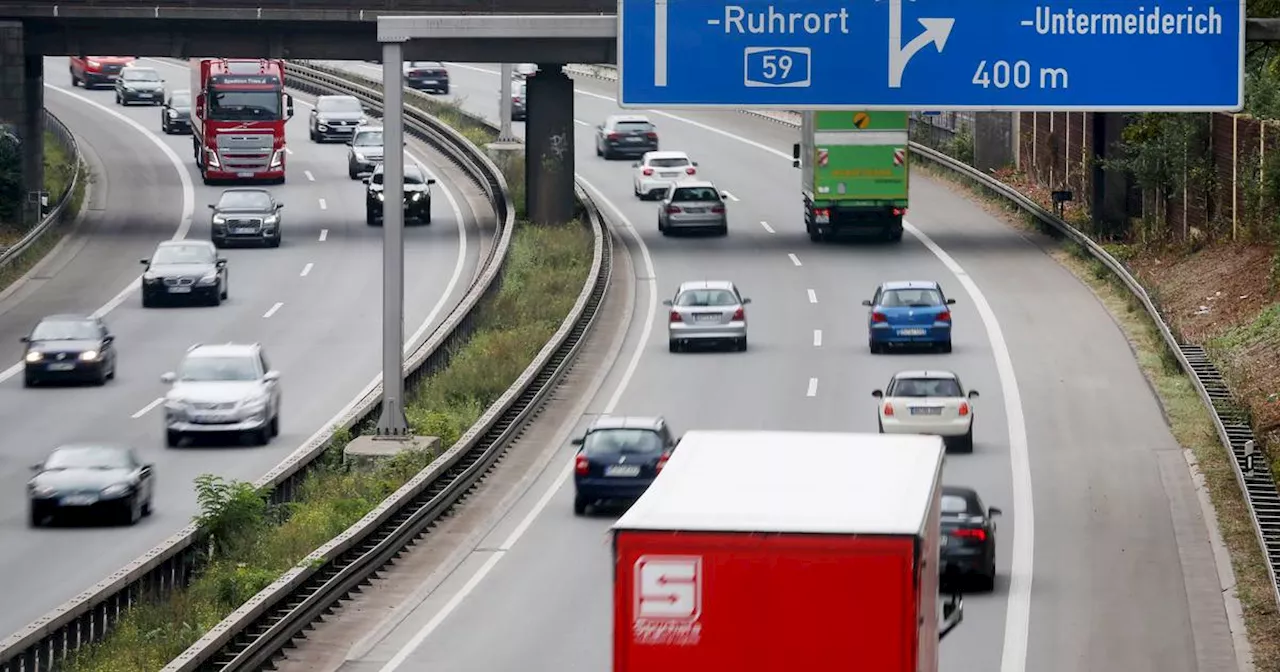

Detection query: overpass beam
xmin=0 ymin=21 xmax=43 ymax=226
xmin=525 ymin=64 xmax=575 ymax=225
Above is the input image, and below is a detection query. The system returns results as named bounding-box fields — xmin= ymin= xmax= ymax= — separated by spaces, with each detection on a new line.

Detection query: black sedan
xmin=939 ymin=485 xmax=1001 ymax=591
xmin=161 ymin=88 xmax=191 ymax=134
xmin=29 ymin=444 xmax=154 ymax=527
xmin=21 ymin=314 xmax=117 ymax=387
xmin=403 ymin=61 xmax=450 ymax=94
xmin=140 ymin=240 xmax=228 ymax=307
xmin=365 ymin=162 xmax=434 ymax=226
xmin=572 ymin=415 xmax=679 ymax=515
xmin=209 ymin=188 xmax=284 ymax=248
xmin=113 ymin=65 xmax=164 ymax=105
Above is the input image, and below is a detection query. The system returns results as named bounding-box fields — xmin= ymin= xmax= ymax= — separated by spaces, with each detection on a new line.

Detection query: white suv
xmin=161 ymin=343 xmax=282 ymax=447
xmin=632 ymin=151 xmax=698 ymax=200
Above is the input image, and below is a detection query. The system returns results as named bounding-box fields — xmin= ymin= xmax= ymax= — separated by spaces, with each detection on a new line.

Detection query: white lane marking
xmin=0 ymin=80 xmax=197 ymax=385
xmin=807 ymin=377 xmax=819 ymax=397
xmin=319 ymin=198 xmax=328 ymax=210
xmin=263 ymin=302 xmax=284 ymax=318
xmin=300 ymin=263 xmax=314 ymax=277
xmin=813 ymin=329 xmax=822 ymax=347
xmin=907 ymin=221 xmax=1033 ymax=672
xmin=304 ymin=170 xmax=316 ymax=182
xmin=319 ymin=229 xmax=329 ymax=242
xmin=760 ymin=220 xmax=775 ymax=234
xmin=130 ymin=397 xmax=164 ymax=419
xmin=374 ymin=173 xmax=659 ymax=672
xmin=573 ymin=119 xmax=589 ymax=126
xmin=721 ymin=190 xmax=740 ymax=202
xmin=788 ymin=253 xmax=802 ymax=267
xmin=285 ymin=147 xmax=293 ymax=155
xmin=807 ymin=288 xmax=818 ymax=303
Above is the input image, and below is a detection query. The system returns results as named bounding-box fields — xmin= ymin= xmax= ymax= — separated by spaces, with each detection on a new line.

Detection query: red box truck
xmin=611 ymin=430 xmax=961 ymax=672
xmin=189 ymin=58 xmax=294 ymax=185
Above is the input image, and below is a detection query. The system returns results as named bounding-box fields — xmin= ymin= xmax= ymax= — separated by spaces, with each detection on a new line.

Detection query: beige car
xmin=872 ymin=370 xmax=978 ymax=453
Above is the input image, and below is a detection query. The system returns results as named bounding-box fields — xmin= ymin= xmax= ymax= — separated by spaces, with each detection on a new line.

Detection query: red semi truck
xmin=612 ymin=430 xmax=962 ymax=672
xmin=190 ymin=58 xmax=294 ymax=185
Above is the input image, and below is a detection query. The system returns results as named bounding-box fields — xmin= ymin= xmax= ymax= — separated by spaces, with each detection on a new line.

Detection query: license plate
xmin=47 ymin=363 xmax=75 ymax=371
xmin=660 ymin=172 xmax=680 ymax=178
xmin=605 ymin=464 xmax=641 ymax=477
xmin=683 ymin=207 xmax=704 ymax=213
xmin=625 ymin=137 xmax=642 ymax=142
xmin=138 ymin=93 xmax=153 ymax=98
xmin=192 ymin=412 xmax=232 ymax=422
xmin=910 ymin=407 xmax=943 ymax=415
xmin=168 ymin=286 xmax=192 ymax=294
xmin=695 ymin=313 xmax=721 ymax=322
xmin=233 ymin=227 xmax=257 ymax=234
xmin=60 ymin=495 xmax=96 ymax=506
xmin=897 ymin=328 xmax=926 ymax=336
xmin=236 ymin=172 xmax=254 ymax=178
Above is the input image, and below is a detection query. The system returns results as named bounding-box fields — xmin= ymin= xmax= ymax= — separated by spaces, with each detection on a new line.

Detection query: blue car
xmin=864 ymin=280 xmax=956 ymax=353
xmin=572 ymin=415 xmax=678 ymax=516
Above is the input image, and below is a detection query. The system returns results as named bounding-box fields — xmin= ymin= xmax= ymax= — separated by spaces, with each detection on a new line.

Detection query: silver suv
xmin=161 ymin=343 xmax=282 ymax=447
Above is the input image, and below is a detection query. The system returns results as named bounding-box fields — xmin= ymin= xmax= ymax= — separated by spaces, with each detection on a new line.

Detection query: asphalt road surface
xmin=0 ymin=57 xmax=486 ymax=639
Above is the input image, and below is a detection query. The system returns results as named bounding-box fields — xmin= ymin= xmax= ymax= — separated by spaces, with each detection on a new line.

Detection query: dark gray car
xmin=310 ymin=95 xmax=367 ymax=142
xmin=209 ymin=188 xmax=283 ymax=248
xmin=140 ymin=240 xmax=228 ymax=307
xmin=20 ymin=314 xmax=117 ymax=388
xmin=28 ymin=444 xmax=154 ymax=527
xmin=596 ymin=114 xmax=658 ymax=160
xmin=348 ymin=126 xmax=386 ymax=179
xmin=161 ymin=89 xmax=191 ymax=134
xmin=114 ymin=66 xmax=164 ymax=106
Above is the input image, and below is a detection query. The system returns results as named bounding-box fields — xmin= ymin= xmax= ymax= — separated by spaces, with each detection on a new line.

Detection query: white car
xmin=632 ymin=151 xmax=699 ymax=200
xmin=872 ymin=370 xmax=978 ymax=453
xmin=161 ymin=343 xmax=282 ymax=448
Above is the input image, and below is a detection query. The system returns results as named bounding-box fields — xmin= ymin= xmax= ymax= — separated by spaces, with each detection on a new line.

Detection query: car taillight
xmin=646 ymin=132 xmax=658 ymax=139
xmin=958 ymin=402 xmax=970 ymax=416
xmin=685 ymin=166 xmax=696 ymax=174
xmin=883 ymin=402 xmax=894 ymax=416
xmin=871 ymin=311 xmax=887 ymax=323
xmin=608 ymin=133 xmax=621 ymax=140
xmin=666 ymin=205 xmax=681 ymax=214
xmin=711 ymin=205 xmax=725 ymax=213
xmin=732 ymin=307 xmax=744 ymax=321
xmin=574 ymin=453 xmax=589 ymax=475
xmin=952 ymin=528 xmax=986 ymax=541
xmin=936 ymin=310 xmax=951 ymax=322
xmin=513 ymin=96 xmax=522 ymax=104
xmin=643 ymin=167 xmax=654 ymax=176
xmin=669 ymin=310 xmax=682 ymax=322
xmin=656 ymin=454 xmax=670 ymax=472
xmin=892 ymin=207 xmax=905 ymax=216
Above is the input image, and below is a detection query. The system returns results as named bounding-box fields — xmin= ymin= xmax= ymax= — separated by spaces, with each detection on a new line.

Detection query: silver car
xmin=633 ymin=151 xmax=698 ymax=200
xmin=658 ymin=181 xmax=729 ymax=236
xmin=348 ymin=126 xmax=386 ymax=179
xmin=663 ymin=280 xmax=751 ymax=352
xmin=161 ymin=343 xmax=282 ymax=447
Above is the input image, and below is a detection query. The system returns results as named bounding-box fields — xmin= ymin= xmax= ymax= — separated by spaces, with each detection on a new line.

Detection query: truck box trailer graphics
xmin=612 ymin=430 xmax=958 ymax=672
xmin=190 ymin=58 xmax=294 ymax=185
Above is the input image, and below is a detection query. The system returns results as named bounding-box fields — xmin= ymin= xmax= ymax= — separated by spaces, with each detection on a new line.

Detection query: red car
xmin=69 ymin=56 xmax=137 ymax=89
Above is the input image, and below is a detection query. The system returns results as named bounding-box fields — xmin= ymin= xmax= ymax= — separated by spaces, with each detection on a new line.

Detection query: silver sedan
xmin=658 ymin=181 xmax=729 ymax=236
xmin=663 ymin=280 xmax=750 ymax=352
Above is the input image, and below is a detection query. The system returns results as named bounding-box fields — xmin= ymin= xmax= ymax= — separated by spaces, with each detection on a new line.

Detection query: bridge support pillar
xmin=525 ymin=64 xmax=575 ymax=225
xmin=0 ymin=22 xmax=44 ymax=226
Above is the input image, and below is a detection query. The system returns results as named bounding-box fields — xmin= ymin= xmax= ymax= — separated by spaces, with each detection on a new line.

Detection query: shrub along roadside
xmin=62 ymin=218 xmax=593 ymax=672
xmin=0 ymin=132 xmax=87 ymax=290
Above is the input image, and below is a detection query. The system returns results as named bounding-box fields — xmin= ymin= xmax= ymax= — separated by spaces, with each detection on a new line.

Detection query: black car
xmin=114 ymin=66 xmax=164 ymax=106
xmin=20 ymin=314 xmax=117 ymax=387
xmin=140 ymin=240 xmax=229 ymax=307
xmin=403 ymin=61 xmax=450 ymax=94
xmin=310 ymin=95 xmax=367 ymax=142
xmin=365 ymin=162 xmax=435 ymax=226
xmin=595 ymin=114 xmax=659 ymax=160
xmin=161 ymin=88 xmax=192 ymax=134
xmin=572 ymin=416 xmax=678 ymax=515
xmin=28 ymin=444 xmax=154 ymax=527
xmin=511 ymin=80 xmax=527 ymax=122
xmin=939 ymin=485 xmax=1001 ymax=591
xmin=209 ymin=188 xmax=284 ymax=248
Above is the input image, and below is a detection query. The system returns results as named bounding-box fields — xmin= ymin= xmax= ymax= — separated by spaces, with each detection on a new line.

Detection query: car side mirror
xmin=264 ymin=370 xmax=281 ymax=382
xmin=596 ymin=124 xmax=603 ymax=130
xmin=141 ymin=463 xmax=153 ymax=474
xmin=988 ymin=507 xmax=1002 ymax=517
xmin=631 ymin=162 xmax=640 ymax=168
xmin=946 ymin=298 xmax=956 ymax=305
xmin=661 ymin=299 xmax=673 ymax=306
xmin=427 ymin=178 xmax=437 ymax=185
xmin=276 ymin=203 xmax=284 ymax=209
xmin=18 ymin=336 xmax=28 ymax=343
xmin=140 ymin=259 xmax=150 ymax=265
xmin=103 ymin=335 xmax=114 ymax=344
xmin=363 ymin=177 xmax=371 ymax=184
xmin=29 ymin=463 xmax=41 ymax=472
xmin=861 ymin=299 xmax=873 ymax=306
xmin=216 ymin=259 xmax=227 ymax=268
xmin=871 ymin=390 xmax=884 ymax=398
xmin=721 ymin=191 xmax=730 ymax=199
xmin=741 ymin=297 xmax=752 ymax=304
xmin=570 ymin=437 xmax=584 ymax=446
xmin=968 ymin=390 xmax=980 ymax=398
xmin=692 ymin=161 xmax=699 ymax=166
xmin=207 ymin=204 xmax=216 ymax=210
xmin=160 ymin=372 xmax=176 ymax=384
xmin=284 ymin=93 xmax=295 ymax=119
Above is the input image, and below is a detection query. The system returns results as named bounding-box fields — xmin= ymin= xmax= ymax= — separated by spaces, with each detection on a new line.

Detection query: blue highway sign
xmin=616 ymin=0 xmax=1245 ymax=111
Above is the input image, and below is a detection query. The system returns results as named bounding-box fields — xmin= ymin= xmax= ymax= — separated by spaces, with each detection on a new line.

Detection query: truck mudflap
xmin=805 ymin=201 xmax=905 ymax=243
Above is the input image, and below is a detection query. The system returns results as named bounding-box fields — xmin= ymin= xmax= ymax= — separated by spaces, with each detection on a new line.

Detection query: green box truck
xmin=793 ymin=111 xmax=909 ymax=243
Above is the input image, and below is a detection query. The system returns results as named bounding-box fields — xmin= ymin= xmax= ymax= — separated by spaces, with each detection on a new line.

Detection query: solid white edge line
xmin=807 ymin=288 xmax=818 ymax=303
xmin=788 ymin=252 xmax=802 ymax=267
xmin=806 ymin=377 xmax=818 ymax=397
xmin=813 ymin=329 xmax=822 ymax=347
xmin=130 ymin=397 xmax=164 ymax=419
xmin=760 ymin=220 xmax=775 ymax=234
xmin=318 ymin=198 xmax=328 ymax=210
xmin=263 ymin=302 xmax=284 ymax=318
xmin=319 ymin=229 xmax=329 ymax=241
xmin=300 ymin=263 xmax=314 ymax=277
xmin=722 ymin=190 xmax=739 ymax=201
xmin=0 ymin=77 xmax=197 ymax=385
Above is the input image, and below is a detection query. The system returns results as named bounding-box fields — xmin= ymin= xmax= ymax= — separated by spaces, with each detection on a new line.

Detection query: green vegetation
xmin=62 ymin=219 xmax=593 ymax=672
xmin=0 ymin=132 xmax=87 ymax=290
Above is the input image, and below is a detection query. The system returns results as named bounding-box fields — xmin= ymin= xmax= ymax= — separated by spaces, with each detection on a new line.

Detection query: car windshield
xmin=122 ymin=69 xmax=160 ymax=82
xmin=941 ymin=494 xmax=971 ymax=514
xmin=45 ymin=447 xmax=131 ymax=470
xmin=318 ymin=97 xmax=361 ymax=113
xmin=408 ymin=62 xmax=442 ymax=70
xmin=616 ymin=121 xmax=653 ymax=133
xmin=178 ymin=355 xmax=259 ymax=382
xmin=880 ymin=288 xmax=943 ymax=307
xmin=585 ymin=429 xmax=663 ymax=456
xmin=371 ymin=167 xmax=426 ymax=185
xmin=671 ymin=187 xmax=720 ymax=202
xmin=892 ymin=378 xmax=962 ymax=398
xmin=31 ymin=320 xmax=98 ymax=341
xmin=208 ymin=89 xmax=281 ymax=121
xmin=152 ymin=244 xmax=214 ymax=265
xmin=217 ymin=190 xmax=272 ymax=210
xmin=353 ymin=131 xmax=383 ymax=146
xmin=648 ymin=157 xmax=689 ymax=167
xmin=171 ymin=93 xmax=191 ymax=108
xmin=676 ymin=289 xmax=738 ymax=307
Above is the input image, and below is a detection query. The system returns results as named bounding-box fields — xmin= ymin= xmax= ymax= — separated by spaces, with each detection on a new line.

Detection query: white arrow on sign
xmin=887 ymin=0 xmax=954 ymax=89
xmin=654 ymin=0 xmax=669 ymax=87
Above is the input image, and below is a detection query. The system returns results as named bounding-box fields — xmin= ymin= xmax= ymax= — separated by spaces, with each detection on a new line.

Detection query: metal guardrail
xmin=0 ymin=61 xmax=517 ymax=672
xmin=0 ymin=110 xmax=83 ymax=273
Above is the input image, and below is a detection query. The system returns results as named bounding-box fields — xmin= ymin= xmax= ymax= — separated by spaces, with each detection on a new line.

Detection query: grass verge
xmin=62 ymin=218 xmax=593 ymax=672
xmin=915 ymin=157 xmax=1280 ymax=668
xmin=0 ymin=132 xmax=87 ymax=289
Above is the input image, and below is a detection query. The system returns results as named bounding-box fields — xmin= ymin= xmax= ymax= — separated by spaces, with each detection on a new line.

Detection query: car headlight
xmin=376 ymin=192 xmax=385 ymax=201
xmin=24 ymin=351 xmax=42 ymax=362
xmin=29 ymin=485 xmax=55 ymax=498
xmin=318 ymin=123 xmax=329 ymax=131
xmin=239 ymin=395 xmax=269 ymax=412
xmin=353 ymin=153 xmax=367 ymax=162
xmin=264 ymin=214 xmax=279 ymax=226
xmin=167 ymin=109 xmax=177 ymax=118
xmin=198 ymin=272 xmax=218 ymax=285
xmin=79 ymin=350 xmax=99 ymax=361
xmin=164 ymin=398 xmax=187 ymax=410
xmin=143 ymin=272 xmax=159 ymax=283
xmin=87 ymin=60 xmax=101 ymax=68
xmin=212 ymin=215 xmax=226 ymax=225
xmin=101 ymin=483 xmax=131 ymax=498
xmin=411 ymin=192 xmax=423 ymax=201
